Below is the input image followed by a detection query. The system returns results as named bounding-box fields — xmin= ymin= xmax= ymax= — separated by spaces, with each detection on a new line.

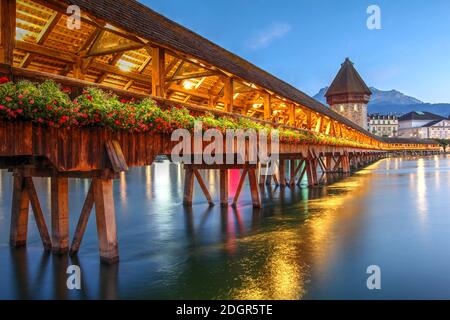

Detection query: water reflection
xmin=1 ymin=155 xmax=450 ymax=299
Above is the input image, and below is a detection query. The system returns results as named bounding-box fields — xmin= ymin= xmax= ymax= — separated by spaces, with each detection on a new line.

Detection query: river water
xmin=0 ymin=155 xmax=449 ymax=299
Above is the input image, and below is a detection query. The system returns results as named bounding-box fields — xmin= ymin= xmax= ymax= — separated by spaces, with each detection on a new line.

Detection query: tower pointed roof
xmin=325 ymin=58 xmax=372 ymax=97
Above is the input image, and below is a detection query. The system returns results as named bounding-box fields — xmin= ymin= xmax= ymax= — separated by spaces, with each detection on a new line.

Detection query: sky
xmin=142 ymin=0 xmax=450 ymax=103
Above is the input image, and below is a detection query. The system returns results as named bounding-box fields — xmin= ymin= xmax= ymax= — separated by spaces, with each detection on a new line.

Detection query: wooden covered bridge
xmin=0 ymin=0 xmax=440 ymax=263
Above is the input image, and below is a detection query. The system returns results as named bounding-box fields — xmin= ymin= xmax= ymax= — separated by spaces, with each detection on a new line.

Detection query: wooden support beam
xmin=97 ymin=53 xmax=124 ymax=83
xmin=69 ymin=182 xmax=95 ymax=255
xmin=297 ymin=163 xmax=307 ymax=186
xmin=0 ymin=0 xmax=15 ymax=66
xmin=168 ymin=71 xmax=216 ymax=82
xmin=51 ymin=176 xmax=69 ymax=254
xmin=220 ymin=169 xmax=229 ymax=207
xmin=193 ymin=169 xmax=214 ymax=207
xmin=152 ymin=46 xmax=166 ymax=97
xmin=263 ymin=93 xmax=272 ymax=121
xmin=105 ymin=140 xmax=129 ymax=173
xmin=24 ymin=177 xmax=52 ymax=250
xmin=279 ymin=160 xmax=286 ymax=187
xmin=289 ymin=160 xmax=295 ymax=186
xmin=183 ymin=166 xmax=195 ymax=206
xmin=223 ymin=77 xmax=233 ymax=112
xmin=20 ymin=12 xmax=62 ymax=68
xmin=93 ymin=177 xmax=119 ymax=264
xmin=248 ymin=168 xmax=261 ymax=208
xmin=14 ymin=41 xmax=151 ymax=83
xmin=232 ymin=168 xmax=248 ymax=206
xmin=10 ymin=175 xmax=29 ymax=247
xmin=289 ymin=104 xmax=295 ymax=126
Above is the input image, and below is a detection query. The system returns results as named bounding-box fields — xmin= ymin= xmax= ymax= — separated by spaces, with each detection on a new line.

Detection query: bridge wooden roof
xmin=6 ymin=0 xmax=439 ymax=148
xmin=58 ymin=0 xmax=379 ymax=138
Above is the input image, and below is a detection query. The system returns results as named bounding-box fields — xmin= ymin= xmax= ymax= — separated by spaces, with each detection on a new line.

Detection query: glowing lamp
xmin=116 ymin=59 xmax=134 ymax=72
xmin=183 ymin=80 xmax=195 ymax=90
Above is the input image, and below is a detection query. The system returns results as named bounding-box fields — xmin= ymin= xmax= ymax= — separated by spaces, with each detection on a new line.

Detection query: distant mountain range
xmin=313 ymin=87 xmax=450 ymax=117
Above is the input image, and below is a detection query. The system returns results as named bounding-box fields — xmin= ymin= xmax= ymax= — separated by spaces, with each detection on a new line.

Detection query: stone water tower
xmin=325 ymin=58 xmax=372 ymax=130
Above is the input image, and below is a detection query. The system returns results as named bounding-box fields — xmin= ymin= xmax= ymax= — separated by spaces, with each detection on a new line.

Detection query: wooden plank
xmin=263 ymin=93 xmax=272 ymax=121
xmin=24 ymin=177 xmax=52 ymax=250
xmin=105 ymin=140 xmax=129 ymax=172
xmin=93 ymin=178 xmax=119 ymax=264
xmin=152 ymin=46 xmax=166 ymax=97
xmin=248 ymin=168 xmax=261 ymax=208
xmin=193 ymin=169 xmax=214 ymax=206
xmin=0 ymin=0 xmax=15 ymax=66
xmin=70 ymin=182 xmax=95 ymax=255
xmin=51 ymin=176 xmax=69 ymax=254
xmin=183 ymin=166 xmax=195 ymax=206
xmin=20 ymin=12 xmax=62 ymax=68
xmin=219 ymin=169 xmax=229 ymax=207
xmin=232 ymin=168 xmax=248 ymax=206
xmin=223 ymin=77 xmax=233 ymax=113
xmin=10 ymin=175 xmax=29 ymax=247
xmin=279 ymin=160 xmax=286 ymax=187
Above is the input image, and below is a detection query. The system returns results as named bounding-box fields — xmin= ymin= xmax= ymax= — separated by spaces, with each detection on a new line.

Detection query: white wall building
xmin=398 ymin=111 xmax=450 ymax=139
xmin=368 ymin=115 xmax=398 ymax=137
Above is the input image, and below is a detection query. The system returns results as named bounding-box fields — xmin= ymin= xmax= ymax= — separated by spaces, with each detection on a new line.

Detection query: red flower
xmin=0 ymin=76 xmax=9 ymax=84
xmin=29 ymin=99 xmax=34 ymax=105
xmin=5 ymin=97 xmax=12 ymax=102
xmin=0 ymin=105 xmax=5 ymax=110
xmin=115 ymin=120 xmax=121 ymax=125
xmin=86 ymin=95 xmax=93 ymax=101
xmin=18 ymin=94 xmax=23 ymax=99
xmin=16 ymin=109 xmax=23 ymax=114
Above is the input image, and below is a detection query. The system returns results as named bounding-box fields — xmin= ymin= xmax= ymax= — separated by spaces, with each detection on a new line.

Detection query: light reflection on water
xmin=0 ymin=155 xmax=450 ymax=299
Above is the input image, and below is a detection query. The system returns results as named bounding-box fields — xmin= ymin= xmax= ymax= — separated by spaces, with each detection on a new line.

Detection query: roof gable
xmin=325 ymin=58 xmax=372 ymax=97
xmin=399 ymin=111 xmax=445 ymax=121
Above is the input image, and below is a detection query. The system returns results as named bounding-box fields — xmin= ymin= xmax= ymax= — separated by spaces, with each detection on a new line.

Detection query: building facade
xmin=325 ymin=58 xmax=372 ymax=130
xmin=368 ymin=115 xmax=399 ymax=137
xmin=398 ymin=111 xmax=450 ymax=139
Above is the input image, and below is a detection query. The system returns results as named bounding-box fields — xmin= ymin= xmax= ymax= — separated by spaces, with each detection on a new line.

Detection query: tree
xmin=434 ymin=139 xmax=450 ymax=152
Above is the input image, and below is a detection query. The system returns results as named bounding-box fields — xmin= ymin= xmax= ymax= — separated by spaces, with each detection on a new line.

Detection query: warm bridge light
xmin=183 ymin=80 xmax=195 ymax=90
xmin=15 ymin=27 xmax=31 ymax=41
xmin=117 ymin=59 xmax=134 ymax=72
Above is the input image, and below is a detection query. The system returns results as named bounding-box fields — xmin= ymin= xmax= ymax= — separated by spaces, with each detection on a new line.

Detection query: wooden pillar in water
xmin=10 ymin=173 xmax=52 ymax=250
xmin=10 ymin=175 xmax=29 ymax=247
xmin=289 ymin=160 xmax=296 ymax=187
xmin=248 ymin=168 xmax=261 ymax=208
xmin=279 ymin=160 xmax=286 ymax=187
xmin=220 ymin=169 xmax=229 ymax=207
xmin=93 ymin=177 xmax=119 ymax=264
xmin=51 ymin=176 xmax=69 ymax=254
xmin=183 ymin=166 xmax=195 ymax=206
